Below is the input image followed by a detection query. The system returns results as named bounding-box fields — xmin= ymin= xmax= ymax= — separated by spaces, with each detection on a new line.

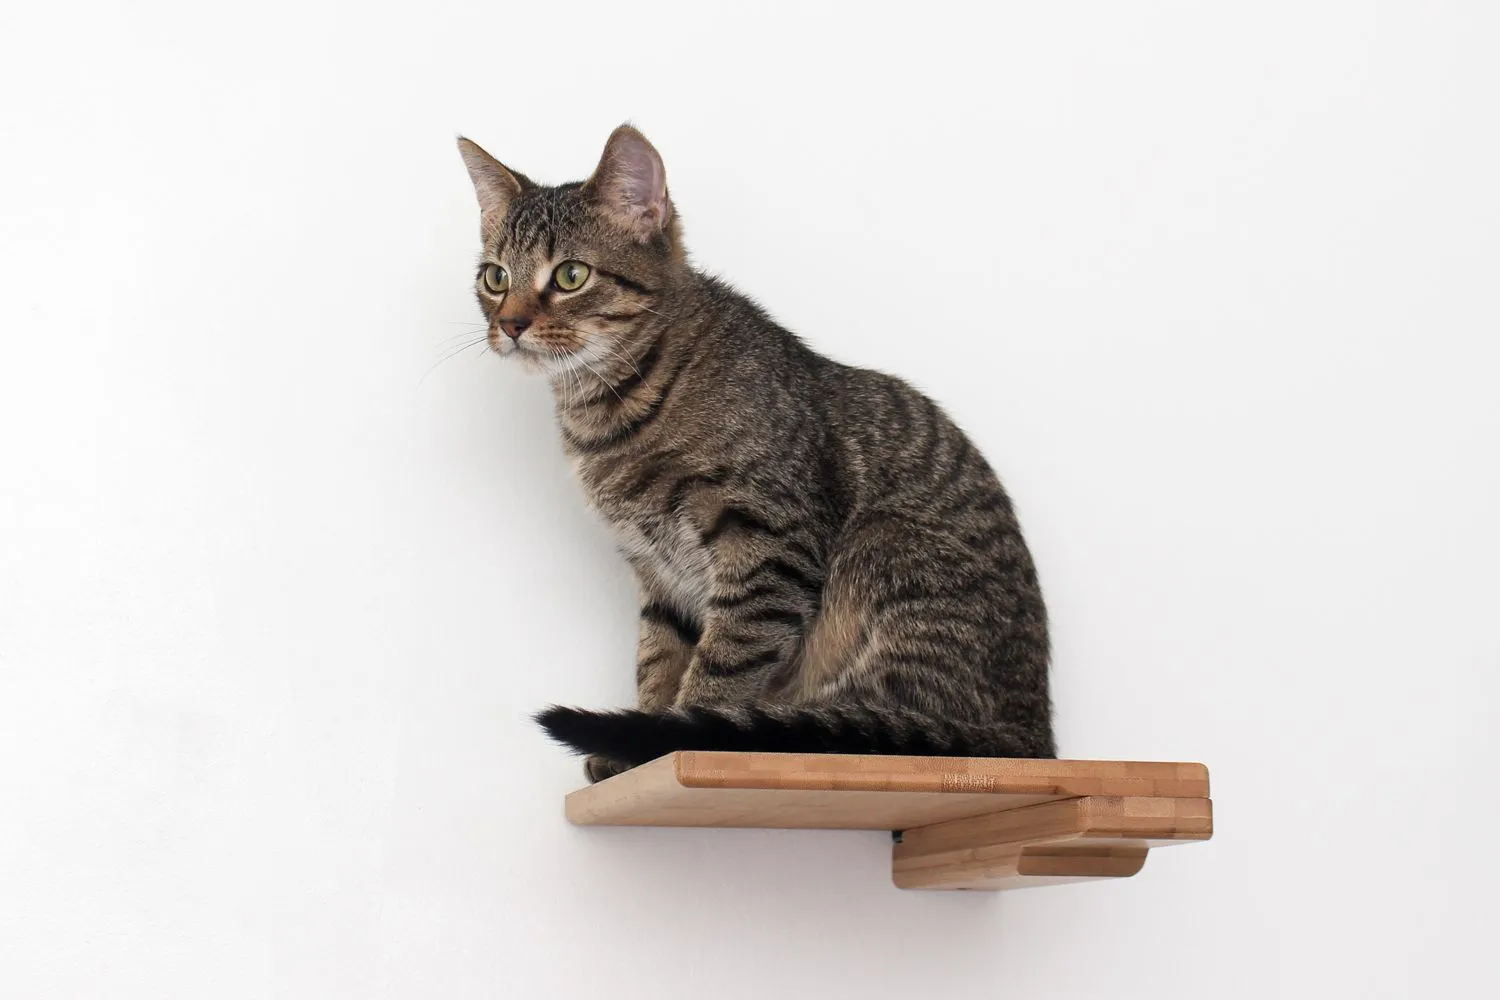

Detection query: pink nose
xmin=499 ymin=317 xmax=531 ymax=340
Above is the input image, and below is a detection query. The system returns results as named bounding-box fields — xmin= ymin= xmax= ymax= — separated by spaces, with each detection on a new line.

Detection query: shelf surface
xmin=565 ymin=751 xmax=1209 ymax=830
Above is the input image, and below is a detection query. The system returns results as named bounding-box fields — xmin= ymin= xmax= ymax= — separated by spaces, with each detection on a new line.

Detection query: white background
xmin=2 ymin=2 xmax=1496 ymax=997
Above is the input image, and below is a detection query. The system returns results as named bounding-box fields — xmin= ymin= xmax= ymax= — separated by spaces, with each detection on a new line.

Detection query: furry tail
xmin=534 ymin=703 xmax=1053 ymax=769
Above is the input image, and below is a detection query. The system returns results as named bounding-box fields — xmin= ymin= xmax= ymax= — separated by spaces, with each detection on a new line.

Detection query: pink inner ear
xmin=600 ymin=132 xmax=667 ymax=231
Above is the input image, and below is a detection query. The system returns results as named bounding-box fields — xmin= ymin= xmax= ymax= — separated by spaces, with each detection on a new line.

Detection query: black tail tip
xmin=533 ymin=704 xmax=603 ymax=755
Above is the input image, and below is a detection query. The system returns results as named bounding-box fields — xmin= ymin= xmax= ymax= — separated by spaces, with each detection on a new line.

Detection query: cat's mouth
xmin=489 ymin=331 xmax=585 ymax=368
xmin=488 ymin=332 xmax=541 ymax=356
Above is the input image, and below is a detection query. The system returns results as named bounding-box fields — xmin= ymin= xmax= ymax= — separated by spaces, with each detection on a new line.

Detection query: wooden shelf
xmin=565 ymin=751 xmax=1212 ymax=891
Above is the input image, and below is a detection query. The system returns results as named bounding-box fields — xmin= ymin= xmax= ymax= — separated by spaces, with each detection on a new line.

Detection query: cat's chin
xmin=504 ymin=344 xmax=584 ymax=380
xmin=491 ymin=339 xmax=541 ymax=368
xmin=509 ymin=352 xmax=548 ymax=375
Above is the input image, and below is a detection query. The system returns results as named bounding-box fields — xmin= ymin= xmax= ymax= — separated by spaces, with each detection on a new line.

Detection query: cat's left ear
xmin=457 ymin=137 xmax=527 ymax=232
xmin=584 ymin=125 xmax=671 ymax=241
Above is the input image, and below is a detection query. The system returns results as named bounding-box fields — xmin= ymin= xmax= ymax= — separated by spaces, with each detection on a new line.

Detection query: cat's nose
xmin=499 ymin=317 xmax=532 ymax=340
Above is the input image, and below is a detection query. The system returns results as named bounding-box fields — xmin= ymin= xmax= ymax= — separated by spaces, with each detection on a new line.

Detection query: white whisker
xmin=577 ymin=355 xmax=626 ymax=405
xmin=419 ymin=335 xmax=489 ymax=385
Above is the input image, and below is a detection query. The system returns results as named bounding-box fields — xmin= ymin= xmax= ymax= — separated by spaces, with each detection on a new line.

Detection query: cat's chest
xmin=573 ymin=456 xmax=713 ymax=616
xmin=609 ymin=515 xmax=713 ymax=614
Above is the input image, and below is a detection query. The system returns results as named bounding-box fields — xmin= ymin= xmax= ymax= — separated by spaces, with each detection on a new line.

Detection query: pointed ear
xmin=584 ymin=125 xmax=670 ymax=241
xmin=456 ymin=137 xmax=526 ymax=231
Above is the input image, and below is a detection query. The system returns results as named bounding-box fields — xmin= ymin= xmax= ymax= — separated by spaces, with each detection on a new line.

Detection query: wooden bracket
xmin=893 ymin=794 xmax=1212 ymax=890
xmin=564 ymin=751 xmax=1212 ymax=891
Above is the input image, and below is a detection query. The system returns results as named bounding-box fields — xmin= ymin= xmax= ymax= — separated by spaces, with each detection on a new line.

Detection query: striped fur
xmin=458 ymin=126 xmax=1056 ymax=781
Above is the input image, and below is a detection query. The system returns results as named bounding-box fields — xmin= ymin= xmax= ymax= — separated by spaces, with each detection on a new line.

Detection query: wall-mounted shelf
xmin=565 ymin=751 xmax=1212 ymax=890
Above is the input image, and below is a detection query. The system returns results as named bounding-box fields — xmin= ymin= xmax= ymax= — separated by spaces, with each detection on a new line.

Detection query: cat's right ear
xmin=456 ymin=137 xmax=526 ymax=232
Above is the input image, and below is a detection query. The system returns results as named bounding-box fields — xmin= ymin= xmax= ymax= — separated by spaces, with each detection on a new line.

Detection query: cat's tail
xmin=533 ymin=702 xmax=1053 ymax=770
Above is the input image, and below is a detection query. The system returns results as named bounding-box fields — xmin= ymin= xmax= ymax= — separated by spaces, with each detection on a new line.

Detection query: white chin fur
xmin=538 ymin=349 xmax=587 ymax=378
xmin=538 ymin=337 xmax=613 ymax=381
xmin=493 ymin=336 xmax=573 ymax=376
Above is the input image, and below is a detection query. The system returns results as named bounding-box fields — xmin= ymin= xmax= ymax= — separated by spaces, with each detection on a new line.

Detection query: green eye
xmin=481 ymin=264 xmax=509 ymax=294
xmin=552 ymin=261 xmax=591 ymax=292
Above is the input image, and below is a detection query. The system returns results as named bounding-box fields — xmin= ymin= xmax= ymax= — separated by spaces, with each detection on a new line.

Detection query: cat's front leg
xmin=673 ymin=506 xmax=819 ymax=708
xmin=676 ymin=612 xmax=797 ymax=707
xmin=583 ymin=587 xmax=699 ymax=784
xmin=634 ymin=594 xmax=698 ymax=711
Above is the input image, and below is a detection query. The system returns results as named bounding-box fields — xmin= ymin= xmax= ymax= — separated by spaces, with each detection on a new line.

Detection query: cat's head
xmin=457 ymin=125 xmax=682 ymax=375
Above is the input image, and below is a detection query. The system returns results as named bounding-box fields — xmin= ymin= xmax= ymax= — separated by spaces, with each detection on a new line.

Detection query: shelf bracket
xmin=893 ymin=794 xmax=1213 ymax=890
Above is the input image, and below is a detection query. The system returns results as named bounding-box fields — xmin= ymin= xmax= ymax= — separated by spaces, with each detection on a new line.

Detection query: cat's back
xmin=806 ymin=357 xmax=1009 ymax=526
xmin=684 ymin=276 xmax=1015 ymax=528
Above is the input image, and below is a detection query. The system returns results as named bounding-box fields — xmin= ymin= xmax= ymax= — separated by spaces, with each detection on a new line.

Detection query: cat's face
xmin=458 ymin=127 xmax=679 ymax=377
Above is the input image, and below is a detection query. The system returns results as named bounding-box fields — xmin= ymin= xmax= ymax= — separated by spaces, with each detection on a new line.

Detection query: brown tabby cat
xmin=458 ymin=125 xmax=1055 ymax=781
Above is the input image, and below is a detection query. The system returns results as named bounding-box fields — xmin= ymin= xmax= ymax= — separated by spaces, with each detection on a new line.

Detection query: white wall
xmin=2 ymin=2 xmax=1496 ymax=996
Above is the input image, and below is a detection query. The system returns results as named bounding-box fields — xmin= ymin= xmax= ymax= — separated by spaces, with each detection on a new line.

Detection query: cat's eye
xmin=481 ymin=264 xmax=509 ymax=295
xmin=552 ymin=261 xmax=591 ymax=292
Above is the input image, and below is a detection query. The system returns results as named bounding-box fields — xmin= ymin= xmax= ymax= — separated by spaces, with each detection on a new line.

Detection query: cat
xmin=457 ymin=125 xmax=1056 ymax=782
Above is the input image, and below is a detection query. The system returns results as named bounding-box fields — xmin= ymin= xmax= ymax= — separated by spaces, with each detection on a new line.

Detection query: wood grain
xmin=565 ymin=751 xmax=1209 ymax=830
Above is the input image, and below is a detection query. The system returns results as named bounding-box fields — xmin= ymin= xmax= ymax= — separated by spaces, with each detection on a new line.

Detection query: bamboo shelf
xmin=565 ymin=751 xmax=1212 ymax=890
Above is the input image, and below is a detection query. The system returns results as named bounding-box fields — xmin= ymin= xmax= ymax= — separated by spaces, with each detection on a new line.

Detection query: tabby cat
xmin=458 ymin=125 xmax=1056 ymax=781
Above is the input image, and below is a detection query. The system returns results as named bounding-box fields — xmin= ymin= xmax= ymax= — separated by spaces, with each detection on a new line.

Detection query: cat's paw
xmin=584 ymin=755 xmax=629 ymax=784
